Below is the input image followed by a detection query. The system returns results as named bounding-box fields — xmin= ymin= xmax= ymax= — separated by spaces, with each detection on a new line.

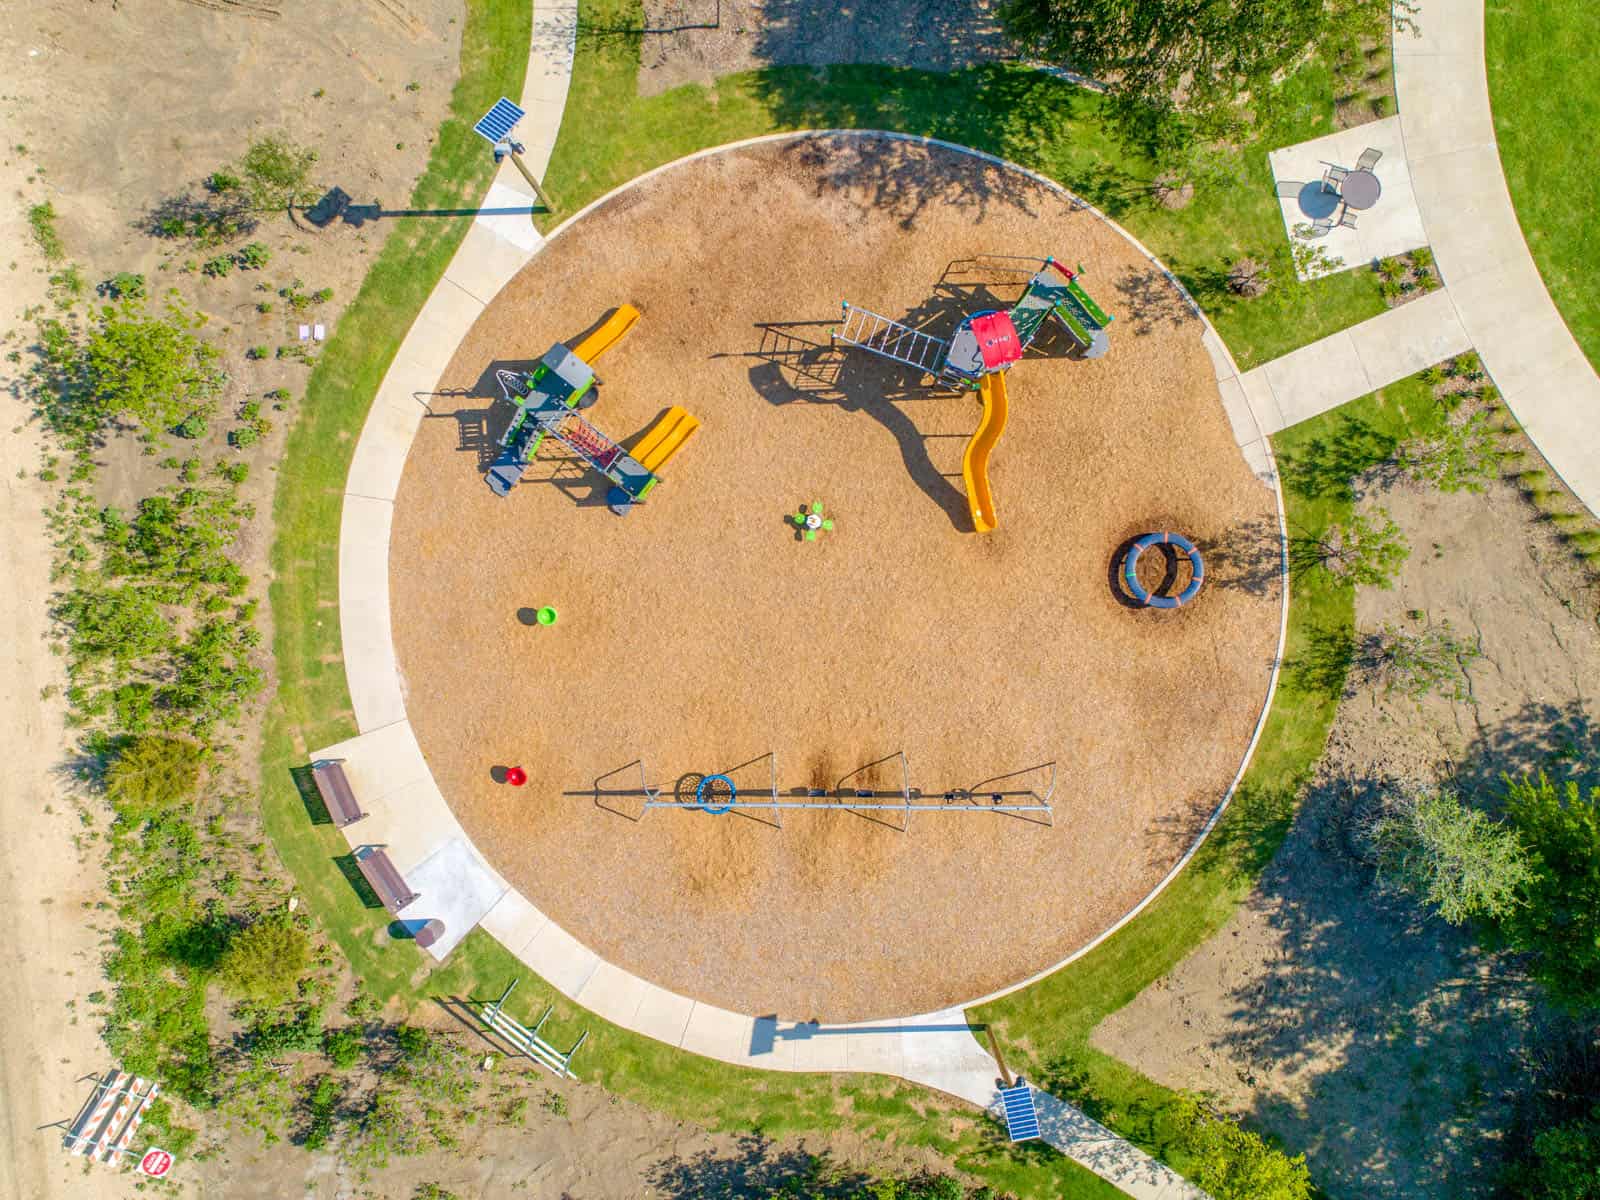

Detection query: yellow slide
xmin=571 ymin=304 xmax=641 ymax=365
xmin=632 ymin=405 xmax=700 ymax=473
xmin=961 ymin=372 xmax=1009 ymax=533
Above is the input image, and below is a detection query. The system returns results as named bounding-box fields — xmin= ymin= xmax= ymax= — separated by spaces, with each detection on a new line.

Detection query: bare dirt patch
xmin=390 ymin=134 xmax=1281 ymax=1022
xmin=637 ymin=0 xmax=1016 ymax=96
xmin=1092 ymin=473 xmax=1600 ymax=1199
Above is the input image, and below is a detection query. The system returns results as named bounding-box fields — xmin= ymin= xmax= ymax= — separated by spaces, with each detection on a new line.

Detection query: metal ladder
xmin=835 ymin=303 xmax=950 ymax=375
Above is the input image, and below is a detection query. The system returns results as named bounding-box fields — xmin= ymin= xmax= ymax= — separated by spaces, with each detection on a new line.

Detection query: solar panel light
xmin=474 ymin=97 xmax=554 ymax=213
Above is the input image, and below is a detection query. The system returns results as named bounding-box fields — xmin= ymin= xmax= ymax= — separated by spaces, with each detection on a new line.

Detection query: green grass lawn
xmin=971 ymin=374 xmax=1449 ymax=1175
xmin=260 ymin=0 xmax=1402 ymax=1191
xmin=541 ymin=0 xmax=1384 ymax=369
xmin=1487 ymin=0 xmax=1600 ymax=371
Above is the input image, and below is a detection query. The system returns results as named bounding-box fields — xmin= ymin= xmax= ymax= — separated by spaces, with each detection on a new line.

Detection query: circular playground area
xmin=391 ymin=134 xmax=1282 ymax=1021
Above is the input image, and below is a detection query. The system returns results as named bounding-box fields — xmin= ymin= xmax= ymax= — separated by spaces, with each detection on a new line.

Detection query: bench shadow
xmin=290 ymin=763 xmax=333 ymax=826
xmin=333 ymin=853 xmax=384 ymax=910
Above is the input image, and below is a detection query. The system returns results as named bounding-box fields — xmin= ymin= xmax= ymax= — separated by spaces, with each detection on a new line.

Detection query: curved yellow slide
xmin=961 ymin=371 xmax=1009 ymax=533
xmin=571 ymin=303 xmax=641 ymax=365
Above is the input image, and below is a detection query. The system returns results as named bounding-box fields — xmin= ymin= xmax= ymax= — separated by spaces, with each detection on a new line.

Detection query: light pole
xmin=473 ymin=97 xmax=554 ymax=214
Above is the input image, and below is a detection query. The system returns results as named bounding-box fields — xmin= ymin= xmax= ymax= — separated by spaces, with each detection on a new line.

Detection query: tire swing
xmin=1121 ymin=532 xmax=1205 ymax=609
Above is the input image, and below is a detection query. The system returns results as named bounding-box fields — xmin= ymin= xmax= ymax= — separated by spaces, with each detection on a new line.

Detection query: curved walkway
xmin=1392 ymin=0 xmax=1600 ymax=515
xmin=325 ymin=122 xmax=1283 ymax=1199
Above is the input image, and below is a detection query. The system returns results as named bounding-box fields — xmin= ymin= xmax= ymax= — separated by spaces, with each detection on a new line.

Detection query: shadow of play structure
xmin=487 ymin=304 xmax=700 ymax=514
xmin=834 ymin=255 xmax=1112 ymax=533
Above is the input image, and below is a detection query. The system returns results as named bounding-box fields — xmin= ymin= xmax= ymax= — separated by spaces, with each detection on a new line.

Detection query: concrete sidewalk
xmin=1394 ymin=0 xmax=1600 ymax=515
xmin=1236 ymin=290 xmax=1472 ymax=434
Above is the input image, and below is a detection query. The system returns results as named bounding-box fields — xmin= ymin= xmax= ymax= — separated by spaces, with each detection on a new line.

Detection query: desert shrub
xmin=100 ymin=271 xmax=146 ymax=301
xmin=217 ymin=919 xmax=311 ymax=1002
xmin=1363 ymin=788 xmax=1532 ymax=923
xmin=230 ymin=425 xmax=260 ymax=449
xmin=201 ymin=253 xmax=234 ymax=278
xmin=104 ymin=736 xmax=206 ymax=821
xmin=205 ymin=170 xmax=242 ymax=195
xmin=239 ymin=135 xmax=319 ymax=208
xmin=246 ymin=1004 xmax=324 ymax=1059
xmin=237 ymin=241 xmax=271 ymax=270
xmin=28 ymin=200 xmax=64 ymax=260
xmin=1354 ymin=620 xmax=1480 ymax=700
xmin=175 ymin=412 xmax=207 ymax=439
xmin=1503 ymin=774 xmax=1600 ymax=1011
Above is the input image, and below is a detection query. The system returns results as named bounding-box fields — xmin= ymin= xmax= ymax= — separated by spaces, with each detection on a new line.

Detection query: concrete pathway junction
xmin=1246 ymin=0 xmax=1600 ymax=507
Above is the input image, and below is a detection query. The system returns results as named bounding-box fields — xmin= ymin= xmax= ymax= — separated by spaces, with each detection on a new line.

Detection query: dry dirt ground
xmin=637 ymin=0 xmax=1016 ymax=95
xmin=391 ymin=134 xmax=1282 ymax=1022
xmin=1093 ymin=470 xmax=1600 ymax=1199
xmin=211 ymin=1077 xmax=957 ymax=1199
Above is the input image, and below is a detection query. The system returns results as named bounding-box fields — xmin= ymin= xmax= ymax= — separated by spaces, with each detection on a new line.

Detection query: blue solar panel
xmin=1000 ymin=1084 xmax=1041 ymax=1142
xmin=474 ymin=97 xmax=526 ymax=144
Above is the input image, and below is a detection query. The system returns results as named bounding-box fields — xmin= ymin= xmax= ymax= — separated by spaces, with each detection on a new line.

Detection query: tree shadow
xmin=1183 ymin=698 xmax=1600 ymax=1198
xmin=1110 ymin=263 xmax=1200 ymax=336
xmin=647 ymin=1133 xmax=871 ymax=1198
xmin=1276 ymin=414 xmax=1400 ymax=502
xmin=730 ymin=298 xmax=978 ymax=530
xmin=1199 ymin=514 xmax=1282 ymax=598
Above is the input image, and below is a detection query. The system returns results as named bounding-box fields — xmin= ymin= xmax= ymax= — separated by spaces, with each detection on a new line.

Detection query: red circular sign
xmin=137 ymin=1148 xmax=173 ymax=1178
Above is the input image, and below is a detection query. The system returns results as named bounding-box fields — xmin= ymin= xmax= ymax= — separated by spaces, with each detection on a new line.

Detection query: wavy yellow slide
xmin=571 ymin=303 xmax=641 ymax=365
xmin=961 ymin=371 xmax=1009 ymax=533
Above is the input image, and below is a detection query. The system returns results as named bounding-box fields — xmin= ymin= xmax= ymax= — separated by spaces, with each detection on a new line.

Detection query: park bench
xmin=353 ymin=845 xmax=419 ymax=913
xmin=310 ymin=759 xmax=366 ymax=828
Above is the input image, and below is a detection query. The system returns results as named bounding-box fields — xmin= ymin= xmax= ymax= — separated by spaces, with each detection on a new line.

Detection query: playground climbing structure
xmin=487 ymin=305 xmax=699 ymax=513
xmin=834 ymin=257 xmax=1113 ymax=531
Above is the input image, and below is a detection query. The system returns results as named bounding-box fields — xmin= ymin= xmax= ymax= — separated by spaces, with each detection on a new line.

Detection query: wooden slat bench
xmin=311 ymin=759 xmax=366 ymax=828
xmin=353 ymin=846 xmax=419 ymax=913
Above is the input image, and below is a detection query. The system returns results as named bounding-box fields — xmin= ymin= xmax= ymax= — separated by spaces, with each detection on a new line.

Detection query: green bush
xmin=101 ymin=272 xmax=147 ymax=301
xmin=302 ymin=1074 xmax=342 ymax=1150
xmin=239 ymin=135 xmax=319 ymax=208
xmin=1365 ymin=788 xmax=1532 ymax=924
xmin=176 ymin=412 xmax=207 ymax=439
xmin=1509 ymin=1109 xmax=1600 ymax=1199
xmin=246 ymin=345 xmax=269 ymax=361
xmin=217 ymin=919 xmax=311 ymax=1002
xmin=104 ymin=736 xmax=206 ymax=821
xmin=238 ymin=241 xmax=271 ymax=270
xmin=1175 ymin=1096 xmax=1312 ymax=1200
xmin=323 ymin=1025 xmax=364 ymax=1069
xmin=201 ymin=253 xmax=234 ymax=278
xmin=33 ymin=300 xmax=226 ymax=443
xmin=205 ymin=171 xmax=243 ymax=195
xmin=1297 ymin=508 xmax=1409 ymax=588
xmin=1503 ymin=773 xmax=1600 ymax=1011
xmin=1412 ymin=245 xmax=1435 ymax=268
xmin=28 ymin=200 xmax=64 ymax=261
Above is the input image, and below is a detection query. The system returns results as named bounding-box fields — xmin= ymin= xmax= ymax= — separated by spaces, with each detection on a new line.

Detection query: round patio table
xmin=1340 ymin=169 xmax=1381 ymax=210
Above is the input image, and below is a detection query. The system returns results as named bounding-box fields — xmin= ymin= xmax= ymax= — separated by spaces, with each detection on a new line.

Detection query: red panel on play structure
xmin=1044 ymin=258 xmax=1075 ymax=281
xmin=970 ymin=311 xmax=1022 ymax=370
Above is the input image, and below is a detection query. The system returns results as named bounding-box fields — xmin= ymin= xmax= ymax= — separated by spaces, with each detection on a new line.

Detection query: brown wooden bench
xmin=311 ymin=759 xmax=366 ymax=828
xmin=353 ymin=846 xmax=419 ymax=913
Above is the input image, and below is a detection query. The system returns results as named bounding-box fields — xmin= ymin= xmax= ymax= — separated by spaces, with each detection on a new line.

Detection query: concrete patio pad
xmin=401 ymin=835 xmax=510 ymax=960
xmin=1267 ymin=115 xmax=1427 ymax=279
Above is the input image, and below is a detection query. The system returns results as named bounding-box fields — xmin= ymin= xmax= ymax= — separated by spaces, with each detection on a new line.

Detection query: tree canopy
xmin=1003 ymin=0 xmax=1392 ymax=150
